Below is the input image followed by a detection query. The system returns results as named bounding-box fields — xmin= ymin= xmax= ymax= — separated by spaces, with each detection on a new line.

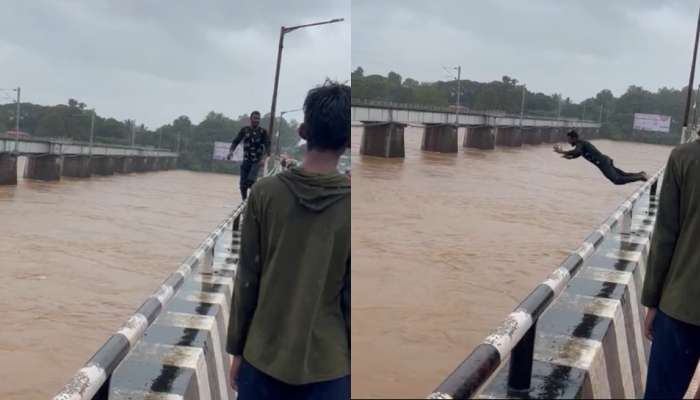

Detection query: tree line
xmin=0 ymin=99 xmax=303 ymax=174
xmin=352 ymin=67 xmax=694 ymax=145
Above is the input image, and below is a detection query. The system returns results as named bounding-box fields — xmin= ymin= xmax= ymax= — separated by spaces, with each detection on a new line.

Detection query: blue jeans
xmin=236 ymin=359 xmax=350 ymax=400
xmin=644 ymin=309 xmax=700 ymax=399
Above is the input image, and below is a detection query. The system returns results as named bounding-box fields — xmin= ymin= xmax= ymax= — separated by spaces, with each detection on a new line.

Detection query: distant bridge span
xmin=352 ymin=100 xmax=601 ymax=156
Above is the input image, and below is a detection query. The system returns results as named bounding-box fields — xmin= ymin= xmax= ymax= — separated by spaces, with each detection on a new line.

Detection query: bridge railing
xmin=52 ymin=201 xmax=246 ymax=400
xmin=0 ymin=136 xmax=175 ymax=153
xmin=53 ymin=158 xmax=284 ymax=400
xmin=427 ymin=170 xmax=662 ymax=399
xmin=352 ymin=98 xmax=599 ymax=124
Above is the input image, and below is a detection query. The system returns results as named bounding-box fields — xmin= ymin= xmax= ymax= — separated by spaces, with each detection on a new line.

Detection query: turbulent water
xmin=350 ymin=127 xmax=671 ymax=398
xmin=0 ymin=159 xmax=240 ymax=399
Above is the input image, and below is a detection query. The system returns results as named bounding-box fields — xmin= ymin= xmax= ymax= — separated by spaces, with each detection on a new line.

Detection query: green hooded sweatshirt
xmin=227 ymin=167 xmax=351 ymax=385
xmin=642 ymin=140 xmax=700 ymax=326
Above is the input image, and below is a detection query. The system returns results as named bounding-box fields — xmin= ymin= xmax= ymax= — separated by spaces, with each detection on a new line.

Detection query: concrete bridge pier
xmin=0 ymin=153 xmax=18 ymax=185
xmin=360 ymin=122 xmax=406 ymax=158
xmin=113 ymin=157 xmax=129 ymax=173
xmin=145 ymin=157 xmax=156 ymax=171
xmin=550 ymin=128 xmax=568 ymax=143
xmin=153 ymin=158 xmax=162 ymax=171
xmin=169 ymin=157 xmax=178 ymax=170
xmin=464 ymin=126 xmax=495 ymax=149
xmin=132 ymin=157 xmax=146 ymax=172
xmin=540 ymin=127 xmax=554 ymax=143
xmin=495 ymin=126 xmax=523 ymax=147
xmin=90 ymin=156 xmax=115 ymax=176
xmin=24 ymin=154 xmax=61 ymax=181
xmin=523 ymin=127 xmax=542 ymax=145
xmin=421 ymin=124 xmax=458 ymax=153
xmin=62 ymin=156 xmax=91 ymax=178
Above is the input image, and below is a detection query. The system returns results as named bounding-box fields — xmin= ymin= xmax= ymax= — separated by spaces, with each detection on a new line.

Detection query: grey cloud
xmin=1 ymin=0 xmax=350 ymax=128
xmin=352 ymin=0 xmax=698 ymax=101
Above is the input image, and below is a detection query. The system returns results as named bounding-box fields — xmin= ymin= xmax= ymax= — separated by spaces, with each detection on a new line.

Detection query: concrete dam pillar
xmin=90 ymin=156 xmax=115 ymax=176
xmin=495 ymin=126 xmax=523 ymax=147
xmin=523 ymin=127 xmax=543 ymax=145
xmin=0 ymin=153 xmax=18 ymax=185
xmin=464 ymin=126 xmax=495 ymax=150
xmin=62 ymin=156 xmax=91 ymax=178
xmin=24 ymin=155 xmax=61 ymax=181
xmin=421 ymin=124 xmax=458 ymax=153
xmin=360 ymin=122 xmax=406 ymax=158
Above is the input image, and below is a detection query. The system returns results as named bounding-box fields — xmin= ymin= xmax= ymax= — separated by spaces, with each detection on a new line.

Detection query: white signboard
xmin=212 ymin=141 xmax=243 ymax=161
xmin=633 ymin=113 xmax=671 ymax=133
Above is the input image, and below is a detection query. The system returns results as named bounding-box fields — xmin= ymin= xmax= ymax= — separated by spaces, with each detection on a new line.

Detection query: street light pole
xmin=454 ymin=65 xmax=461 ymax=126
xmin=276 ymin=108 xmax=303 ymax=156
xmin=14 ymin=87 xmax=20 ymax=153
xmin=557 ymin=96 xmax=562 ymax=120
xmin=519 ymin=85 xmax=526 ymax=131
xmin=267 ymin=18 xmax=344 ymax=173
xmin=89 ymin=109 xmax=95 ymax=157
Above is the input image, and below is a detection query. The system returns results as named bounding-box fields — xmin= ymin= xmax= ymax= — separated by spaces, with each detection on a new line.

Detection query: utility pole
xmin=89 ymin=109 xmax=95 ymax=157
xmin=454 ymin=65 xmax=461 ymax=126
xmin=519 ymin=85 xmax=526 ymax=131
xmin=130 ymin=120 xmax=135 ymax=146
xmin=14 ymin=87 xmax=20 ymax=153
xmin=557 ymin=96 xmax=562 ymax=120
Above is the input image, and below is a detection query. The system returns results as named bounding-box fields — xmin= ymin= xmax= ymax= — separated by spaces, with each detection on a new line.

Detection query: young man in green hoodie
xmin=227 ymin=81 xmax=350 ymax=399
xmin=642 ymin=139 xmax=700 ymax=399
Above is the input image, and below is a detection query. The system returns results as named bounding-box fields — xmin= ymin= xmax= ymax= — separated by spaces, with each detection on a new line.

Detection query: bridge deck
xmin=0 ymin=138 xmax=177 ymax=157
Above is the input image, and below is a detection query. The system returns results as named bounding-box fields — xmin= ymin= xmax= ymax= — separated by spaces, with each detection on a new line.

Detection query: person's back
xmin=239 ymin=169 xmax=350 ymax=381
xmin=642 ymin=139 xmax=700 ymax=399
xmin=227 ymin=80 xmax=351 ymax=400
xmin=644 ymin=140 xmax=700 ymax=322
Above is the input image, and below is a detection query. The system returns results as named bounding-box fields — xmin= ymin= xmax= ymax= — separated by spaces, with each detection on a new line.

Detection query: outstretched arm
xmin=553 ymin=143 xmax=582 ymax=159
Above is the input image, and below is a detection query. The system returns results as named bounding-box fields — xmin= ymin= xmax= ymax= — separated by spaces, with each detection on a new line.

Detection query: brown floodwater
xmin=350 ymin=127 xmax=672 ymax=398
xmin=0 ymin=159 xmax=239 ymax=399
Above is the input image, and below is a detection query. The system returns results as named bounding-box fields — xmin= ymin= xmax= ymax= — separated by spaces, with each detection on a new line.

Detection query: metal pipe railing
xmin=428 ymin=169 xmax=662 ymax=399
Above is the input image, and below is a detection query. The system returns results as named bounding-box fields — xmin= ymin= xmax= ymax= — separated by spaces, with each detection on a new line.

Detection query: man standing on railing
xmin=227 ymin=110 xmax=271 ymax=200
xmin=227 ymin=81 xmax=351 ymax=399
xmin=553 ymin=130 xmax=649 ymax=184
xmin=642 ymin=140 xmax=700 ymax=399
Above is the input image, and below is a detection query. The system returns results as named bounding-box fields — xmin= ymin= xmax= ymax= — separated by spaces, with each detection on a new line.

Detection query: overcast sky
xmin=0 ymin=0 xmax=350 ymax=128
xmin=353 ymin=0 xmax=699 ymax=102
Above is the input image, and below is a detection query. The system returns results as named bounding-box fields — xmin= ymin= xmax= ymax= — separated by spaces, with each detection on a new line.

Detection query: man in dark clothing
xmin=553 ymin=130 xmax=648 ymax=184
xmin=641 ymin=139 xmax=700 ymax=399
xmin=227 ymin=81 xmax=351 ymax=399
xmin=227 ymin=110 xmax=271 ymax=200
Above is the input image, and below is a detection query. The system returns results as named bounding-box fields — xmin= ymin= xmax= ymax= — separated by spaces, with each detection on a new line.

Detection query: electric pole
xmin=519 ymin=85 xmax=526 ymax=131
xmin=14 ymin=87 xmax=20 ymax=153
xmin=454 ymin=65 xmax=461 ymax=126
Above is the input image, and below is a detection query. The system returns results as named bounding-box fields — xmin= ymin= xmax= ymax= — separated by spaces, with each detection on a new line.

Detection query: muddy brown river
xmin=350 ymin=127 xmax=671 ymax=398
xmin=0 ymin=160 xmax=239 ymax=399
